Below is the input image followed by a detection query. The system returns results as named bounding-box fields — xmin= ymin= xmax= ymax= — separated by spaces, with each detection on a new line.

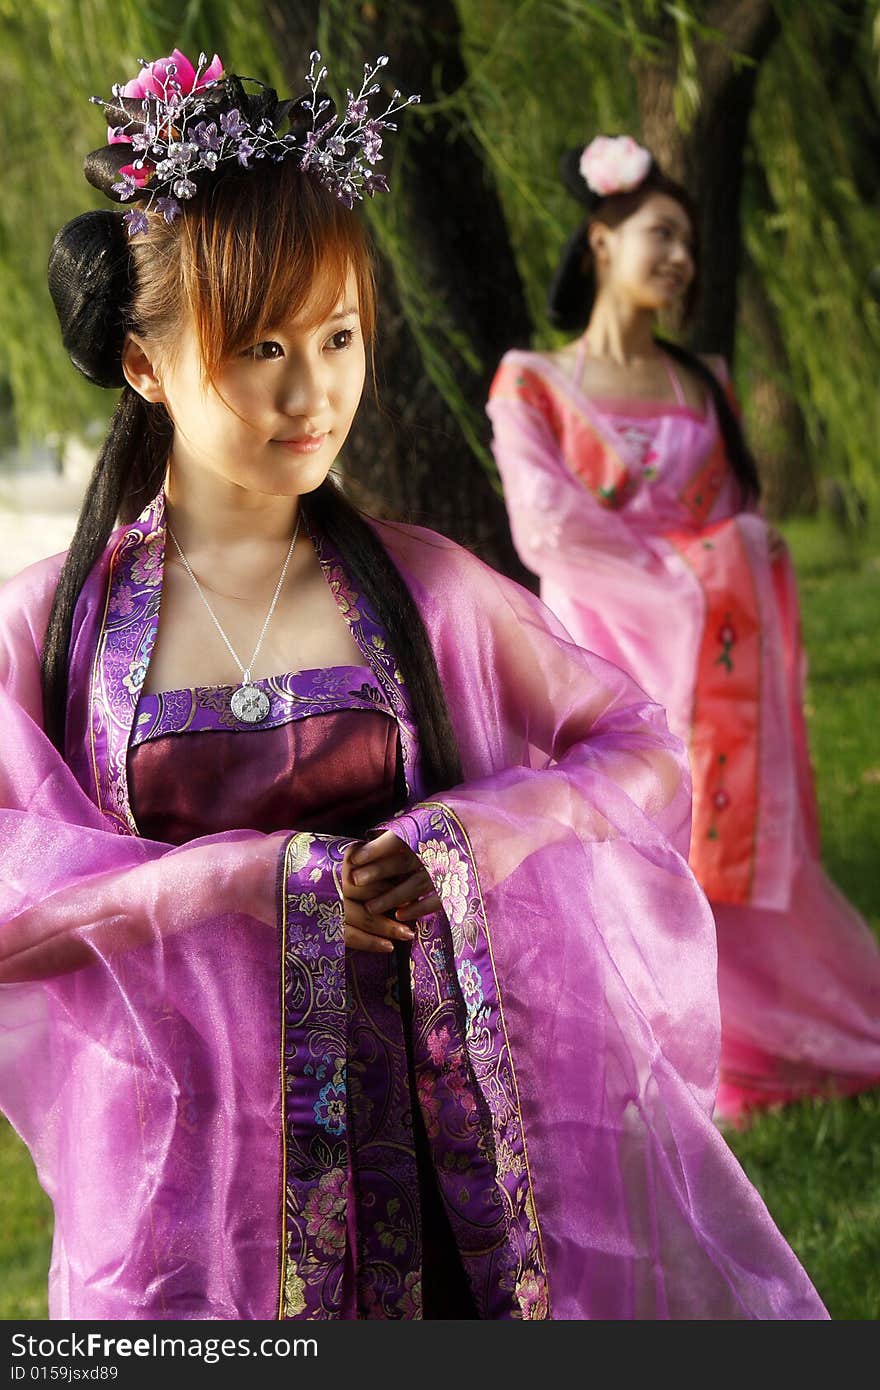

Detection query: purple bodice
xmin=128 ymin=664 xmax=401 ymax=844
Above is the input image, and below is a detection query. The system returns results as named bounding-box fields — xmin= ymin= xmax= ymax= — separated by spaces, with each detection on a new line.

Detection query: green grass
xmin=778 ymin=515 xmax=880 ymax=928
xmin=719 ymin=513 xmax=880 ymax=1321
xmin=721 ymin=1092 xmax=880 ymax=1320
xmin=1 ymin=515 xmax=878 ymax=1320
xmin=0 ymin=1120 xmax=53 ymax=1318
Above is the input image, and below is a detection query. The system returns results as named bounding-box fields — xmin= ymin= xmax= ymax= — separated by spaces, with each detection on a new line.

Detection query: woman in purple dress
xmin=488 ymin=135 xmax=880 ymax=1126
xmin=0 ymin=57 xmax=827 ymax=1318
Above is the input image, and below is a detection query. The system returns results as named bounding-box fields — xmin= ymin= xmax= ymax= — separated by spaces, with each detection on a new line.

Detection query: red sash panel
xmin=668 ymin=519 xmax=761 ymax=903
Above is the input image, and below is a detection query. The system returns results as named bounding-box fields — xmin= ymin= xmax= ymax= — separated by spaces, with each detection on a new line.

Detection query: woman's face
xmin=145 ymin=263 xmax=366 ymax=499
xmin=594 ymin=192 xmax=695 ymax=313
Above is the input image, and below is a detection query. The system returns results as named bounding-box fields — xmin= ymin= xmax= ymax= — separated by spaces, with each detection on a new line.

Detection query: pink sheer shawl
xmin=0 ymin=497 xmax=826 ymax=1318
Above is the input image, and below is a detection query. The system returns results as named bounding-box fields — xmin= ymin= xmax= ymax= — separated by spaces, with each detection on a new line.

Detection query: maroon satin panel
xmin=128 ymin=705 xmax=476 ymax=1316
xmin=128 ymin=709 xmax=400 ymax=843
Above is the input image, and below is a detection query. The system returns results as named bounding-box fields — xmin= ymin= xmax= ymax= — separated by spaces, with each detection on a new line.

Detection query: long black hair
xmin=43 ymin=197 xmax=463 ymax=796
xmin=655 ymin=338 xmax=761 ymax=503
xmin=43 ymin=210 xmax=174 ymax=748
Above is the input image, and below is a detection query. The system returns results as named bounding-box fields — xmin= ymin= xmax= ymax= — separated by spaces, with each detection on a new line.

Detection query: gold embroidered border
xmin=417 ymin=799 xmax=551 ymax=1316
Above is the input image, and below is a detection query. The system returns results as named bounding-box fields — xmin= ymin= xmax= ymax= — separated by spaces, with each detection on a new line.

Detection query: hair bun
xmin=560 ymin=147 xmax=597 ymax=209
xmin=47 ymin=210 xmax=131 ymax=388
xmin=83 ymin=143 xmax=146 ymax=204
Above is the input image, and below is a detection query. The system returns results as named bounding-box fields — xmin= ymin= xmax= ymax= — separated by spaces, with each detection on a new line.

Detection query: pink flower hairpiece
xmin=579 ymin=135 xmax=652 ymax=198
xmin=88 ymin=47 xmax=420 ymax=235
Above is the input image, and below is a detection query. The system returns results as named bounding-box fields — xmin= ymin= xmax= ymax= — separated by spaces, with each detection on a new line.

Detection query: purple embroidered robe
xmin=0 ymin=492 xmax=826 ymax=1319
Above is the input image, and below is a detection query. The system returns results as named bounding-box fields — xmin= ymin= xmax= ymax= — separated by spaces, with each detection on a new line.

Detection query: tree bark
xmin=739 ymin=266 xmax=816 ymax=517
xmin=633 ymin=3 xmax=823 ymax=515
xmin=635 ymin=0 xmax=779 ymax=359
xmin=262 ymin=0 xmax=535 ymax=581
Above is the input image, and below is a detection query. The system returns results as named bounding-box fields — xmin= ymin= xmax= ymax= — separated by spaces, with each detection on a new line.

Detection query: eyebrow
xmin=652 ymin=215 xmax=691 ymax=235
xmin=327 ymin=306 xmax=360 ymax=323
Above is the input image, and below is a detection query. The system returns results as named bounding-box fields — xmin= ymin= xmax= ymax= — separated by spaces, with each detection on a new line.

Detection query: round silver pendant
xmin=230 ymin=683 xmax=271 ymax=725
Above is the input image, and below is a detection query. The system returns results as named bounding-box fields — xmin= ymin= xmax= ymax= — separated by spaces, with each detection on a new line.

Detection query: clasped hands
xmin=342 ymin=830 xmax=441 ymax=953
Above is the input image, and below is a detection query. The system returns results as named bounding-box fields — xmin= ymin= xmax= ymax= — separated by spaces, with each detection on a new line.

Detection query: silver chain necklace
xmin=167 ymin=516 xmax=301 ymax=726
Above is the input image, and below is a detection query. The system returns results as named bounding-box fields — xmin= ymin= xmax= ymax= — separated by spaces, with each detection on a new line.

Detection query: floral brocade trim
xmin=278 ymin=831 xmax=350 ymax=1320
xmin=88 ymin=492 xmax=165 ymax=833
xmin=277 ymin=833 xmax=423 ymax=1321
xmin=308 ymin=521 xmax=422 ymax=801
xmin=385 ymin=801 xmax=550 ymax=1320
xmin=345 ymin=950 xmax=422 ymax=1320
xmin=131 ymin=665 xmax=389 ymax=744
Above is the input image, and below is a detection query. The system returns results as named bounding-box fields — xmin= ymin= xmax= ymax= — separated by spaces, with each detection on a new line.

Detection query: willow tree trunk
xmin=739 ymin=268 xmax=816 ymax=518
xmin=263 ymin=0 xmax=534 ymax=580
xmin=633 ymin=1 xmax=821 ymax=512
xmin=635 ymin=0 xmax=779 ymax=360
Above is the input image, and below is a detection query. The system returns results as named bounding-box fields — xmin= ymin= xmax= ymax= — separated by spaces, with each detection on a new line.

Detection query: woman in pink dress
xmin=488 ymin=134 xmax=880 ymax=1126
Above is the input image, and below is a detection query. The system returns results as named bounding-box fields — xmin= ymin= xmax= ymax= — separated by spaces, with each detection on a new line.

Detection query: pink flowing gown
xmin=489 ymin=345 xmax=880 ymax=1123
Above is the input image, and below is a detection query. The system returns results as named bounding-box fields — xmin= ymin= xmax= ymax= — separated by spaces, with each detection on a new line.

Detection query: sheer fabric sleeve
xmin=371 ymin=530 xmax=826 ymax=1320
xmin=487 ymin=355 xmax=666 ymax=578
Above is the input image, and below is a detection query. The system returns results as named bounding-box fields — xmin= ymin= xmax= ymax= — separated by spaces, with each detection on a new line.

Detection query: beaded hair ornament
xmin=85 ymin=47 xmax=419 ymax=235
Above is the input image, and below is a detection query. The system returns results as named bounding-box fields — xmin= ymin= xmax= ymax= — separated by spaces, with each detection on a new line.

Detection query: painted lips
xmin=275 ymin=433 xmax=327 ymax=454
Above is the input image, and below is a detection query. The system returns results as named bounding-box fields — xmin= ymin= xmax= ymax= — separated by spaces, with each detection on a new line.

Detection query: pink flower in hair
xmin=117 ymin=163 xmax=151 ymax=187
xmin=579 ymin=135 xmax=652 ymax=198
xmin=126 ymin=49 xmax=223 ymax=102
xmin=108 ymin=51 xmax=223 ymax=146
